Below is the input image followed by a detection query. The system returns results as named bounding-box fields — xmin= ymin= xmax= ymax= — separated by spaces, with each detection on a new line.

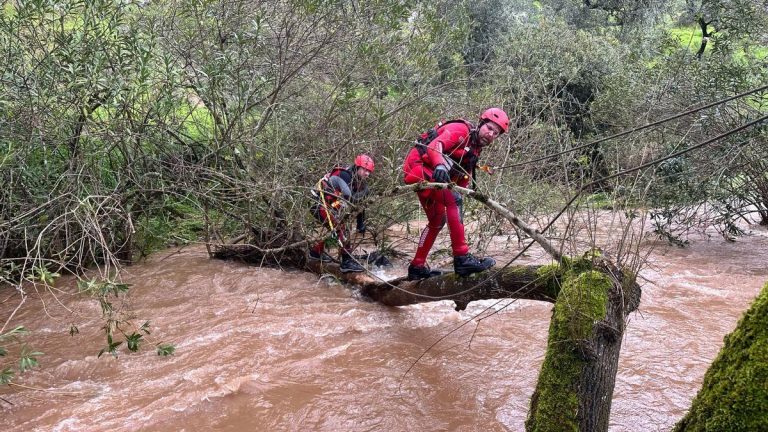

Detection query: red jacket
xmin=403 ymin=120 xmax=480 ymax=188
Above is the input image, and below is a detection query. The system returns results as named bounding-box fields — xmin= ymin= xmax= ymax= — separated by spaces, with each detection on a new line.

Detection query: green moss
xmin=558 ymin=271 xmax=610 ymax=338
xmin=536 ymin=262 xmax=565 ymax=298
xmin=534 ymin=256 xmax=596 ymax=299
xmin=674 ymin=282 xmax=768 ymax=432
xmin=572 ymin=254 xmax=598 ymax=273
xmin=526 ymin=269 xmax=612 ymax=431
xmin=620 ymin=268 xmax=638 ymax=298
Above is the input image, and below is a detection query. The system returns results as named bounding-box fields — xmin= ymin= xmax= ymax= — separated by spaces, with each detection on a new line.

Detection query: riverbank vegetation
xmin=2 ymin=0 xmax=767 ymax=429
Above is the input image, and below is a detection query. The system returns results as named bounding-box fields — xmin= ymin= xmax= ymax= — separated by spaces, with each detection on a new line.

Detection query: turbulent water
xmin=2 ymin=221 xmax=767 ymax=431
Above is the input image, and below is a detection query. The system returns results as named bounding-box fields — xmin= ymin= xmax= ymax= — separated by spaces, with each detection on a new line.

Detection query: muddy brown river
xmin=2 ymin=220 xmax=767 ymax=431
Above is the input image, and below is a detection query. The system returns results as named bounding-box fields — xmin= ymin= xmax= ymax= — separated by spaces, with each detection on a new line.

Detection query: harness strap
xmin=316 ymin=178 xmax=344 ymax=249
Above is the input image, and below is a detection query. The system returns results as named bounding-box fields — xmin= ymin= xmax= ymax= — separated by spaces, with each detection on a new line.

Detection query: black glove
xmin=432 ymin=165 xmax=450 ymax=183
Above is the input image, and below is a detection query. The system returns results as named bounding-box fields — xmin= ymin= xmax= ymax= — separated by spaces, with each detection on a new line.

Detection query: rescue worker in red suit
xmin=402 ymin=108 xmax=509 ymax=280
xmin=309 ymin=154 xmax=374 ymax=273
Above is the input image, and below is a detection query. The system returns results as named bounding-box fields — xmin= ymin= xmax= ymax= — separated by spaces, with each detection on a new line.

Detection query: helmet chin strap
xmin=470 ymin=126 xmax=481 ymax=145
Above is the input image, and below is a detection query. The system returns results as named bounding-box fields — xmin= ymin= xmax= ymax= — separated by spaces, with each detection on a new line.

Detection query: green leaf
xmin=99 ymin=338 xmax=122 ymax=358
xmin=0 ymin=368 xmax=14 ymax=385
xmin=156 ymin=344 xmax=175 ymax=357
xmin=100 ymin=299 xmax=113 ymax=315
xmin=139 ymin=321 xmax=151 ymax=335
xmin=0 ymin=326 xmax=28 ymax=341
xmin=78 ymin=278 xmax=99 ymax=294
xmin=19 ymin=348 xmax=42 ymax=372
xmin=125 ymin=332 xmax=142 ymax=352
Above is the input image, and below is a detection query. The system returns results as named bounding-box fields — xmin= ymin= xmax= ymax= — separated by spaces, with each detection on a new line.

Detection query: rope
xmin=493 ymin=83 xmax=768 ymax=170
xmin=334 ymin=88 xmax=768 ymax=299
xmin=540 ymin=113 xmax=768 ymax=235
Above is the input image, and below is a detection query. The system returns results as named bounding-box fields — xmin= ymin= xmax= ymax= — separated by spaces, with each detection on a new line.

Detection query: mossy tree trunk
xmin=305 ymin=255 xmax=641 ymax=432
xmin=674 ymin=282 xmax=768 ymax=432
xmin=525 ymin=261 xmax=639 ymax=432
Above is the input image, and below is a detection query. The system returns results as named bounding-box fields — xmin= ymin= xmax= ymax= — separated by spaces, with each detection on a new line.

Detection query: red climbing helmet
xmin=480 ymin=107 xmax=509 ymax=133
xmin=354 ymin=154 xmax=375 ymax=172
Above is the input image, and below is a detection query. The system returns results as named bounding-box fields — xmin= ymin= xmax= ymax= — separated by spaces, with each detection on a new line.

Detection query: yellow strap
xmin=316 ymin=178 xmax=344 ymax=249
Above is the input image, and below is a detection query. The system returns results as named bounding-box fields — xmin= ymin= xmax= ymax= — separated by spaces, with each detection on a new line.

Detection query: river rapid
xmin=2 ymin=220 xmax=767 ymax=431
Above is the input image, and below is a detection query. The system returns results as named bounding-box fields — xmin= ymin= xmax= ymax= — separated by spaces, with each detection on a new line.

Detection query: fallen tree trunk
xmin=306 ymin=259 xmax=560 ymax=307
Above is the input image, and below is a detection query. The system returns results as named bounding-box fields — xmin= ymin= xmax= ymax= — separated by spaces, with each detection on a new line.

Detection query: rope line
xmin=494 ymin=83 xmax=768 ymax=170
xmin=320 ymin=88 xmax=768 ymax=300
xmin=540 ymin=113 xmax=768 ymax=236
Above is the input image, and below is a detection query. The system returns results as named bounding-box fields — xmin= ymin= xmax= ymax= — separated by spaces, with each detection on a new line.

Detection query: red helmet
xmin=480 ymin=107 xmax=509 ymax=133
xmin=354 ymin=154 xmax=375 ymax=172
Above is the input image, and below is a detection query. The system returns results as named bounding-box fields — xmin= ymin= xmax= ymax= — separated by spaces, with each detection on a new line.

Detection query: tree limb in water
xmin=307 ymin=259 xmax=558 ymax=307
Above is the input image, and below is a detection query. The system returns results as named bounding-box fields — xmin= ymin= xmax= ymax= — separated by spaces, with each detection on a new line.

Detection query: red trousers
xmin=403 ymin=149 xmax=468 ymax=266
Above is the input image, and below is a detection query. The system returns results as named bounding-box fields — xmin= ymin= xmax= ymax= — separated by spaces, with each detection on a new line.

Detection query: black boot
xmin=453 ymin=254 xmax=495 ymax=277
xmin=340 ymin=255 xmax=365 ymax=273
xmin=407 ymin=264 xmax=443 ymax=281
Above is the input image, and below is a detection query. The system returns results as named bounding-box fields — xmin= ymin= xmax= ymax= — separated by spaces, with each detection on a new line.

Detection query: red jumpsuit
xmin=402 ymin=121 xmax=482 ymax=266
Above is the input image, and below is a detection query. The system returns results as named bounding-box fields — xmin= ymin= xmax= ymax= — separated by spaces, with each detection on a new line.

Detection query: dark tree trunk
xmin=696 ymin=17 xmax=712 ymax=60
xmin=359 ymin=264 xmax=559 ymax=308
